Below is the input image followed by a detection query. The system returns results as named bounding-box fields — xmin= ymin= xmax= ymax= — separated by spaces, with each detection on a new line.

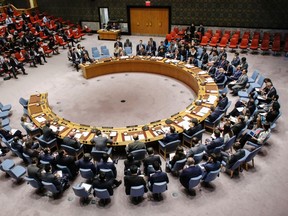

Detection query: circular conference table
xmin=28 ymin=56 xmax=219 ymax=147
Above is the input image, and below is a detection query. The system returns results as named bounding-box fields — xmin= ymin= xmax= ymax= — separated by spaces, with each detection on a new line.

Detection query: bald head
xmin=133 ymin=134 xmax=139 ymax=141
xmin=187 ymin=157 xmax=195 ymax=166
xmin=68 ymin=131 xmax=76 ymax=138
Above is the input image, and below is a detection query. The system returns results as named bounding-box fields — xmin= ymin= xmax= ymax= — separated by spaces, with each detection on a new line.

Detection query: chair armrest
xmin=158 ymin=140 xmax=165 ymax=148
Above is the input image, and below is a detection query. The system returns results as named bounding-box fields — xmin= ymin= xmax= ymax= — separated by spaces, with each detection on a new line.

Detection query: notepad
xmin=110 ymin=131 xmax=117 ymax=137
xmin=138 ymin=134 xmax=145 ymax=140
xmin=49 ymin=125 xmax=58 ymax=132
xmin=82 ymin=131 xmax=89 ymax=137
xmin=124 ymin=135 xmax=133 ymax=141
xmin=185 ymin=64 xmax=194 ymax=68
xmin=178 ymin=121 xmax=190 ymax=130
xmin=35 ymin=116 xmax=46 ymax=123
xmin=80 ymin=182 xmax=92 ymax=192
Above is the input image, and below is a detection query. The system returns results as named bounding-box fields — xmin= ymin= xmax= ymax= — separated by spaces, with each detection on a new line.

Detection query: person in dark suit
xmin=62 ymin=132 xmax=81 ymax=149
xmin=231 ymin=115 xmax=246 ymax=137
xmin=126 ymin=134 xmax=146 ymax=153
xmin=162 ymin=126 xmax=179 ymax=144
xmin=168 ymin=146 xmax=186 ymax=169
xmin=146 ymin=40 xmax=156 ymax=56
xmin=114 ymin=38 xmax=123 ymax=48
xmin=225 ymin=143 xmax=246 ymax=170
xmin=202 ymin=154 xmax=221 ymax=179
xmin=228 ymin=69 xmax=248 ymax=96
xmin=124 ymin=38 xmax=132 ymax=48
xmin=217 ymin=93 xmax=229 ymax=110
xmin=96 ymin=153 xmax=122 ymax=187
xmin=93 ymin=171 xmax=114 ymax=205
xmin=90 ymin=129 xmax=113 ymax=152
xmin=124 ymin=153 xmax=141 ymax=175
xmin=184 ymin=118 xmax=203 ymax=137
xmin=75 ymin=153 xmax=97 ymax=175
xmin=136 ymin=40 xmax=145 ymax=53
xmin=39 ymin=147 xmax=55 ymax=164
xmin=197 ymin=24 xmax=205 ymax=37
xmin=2 ymin=57 xmax=17 ymax=79
xmin=27 ymin=157 xmax=42 ymax=184
xmin=179 ymin=157 xmax=203 ymax=190
xmin=143 ymin=147 xmax=161 ymax=176
xmin=124 ymin=165 xmax=148 ymax=195
xmin=207 ymin=106 xmax=222 ymax=123
xmin=258 ymin=82 xmax=277 ymax=104
xmin=9 ymin=53 xmax=28 ymax=75
xmin=23 ymin=140 xmax=40 ymax=158
xmin=148 ymin=161 xmax=169 ymax=194
xmin=214 ymin=67 xmax=226 ymax=84
xmin=42 ymin=121 xmax=58 ymax=141
xmin=186 ymin=137 xmax=206 ymax=159
xmin=55 ymin=149 xmax=78 ymax=179
xmin=72 ymin=47 xmax=81 ymax=71
xmin=206 ymin=129 xmax=224 ymax=154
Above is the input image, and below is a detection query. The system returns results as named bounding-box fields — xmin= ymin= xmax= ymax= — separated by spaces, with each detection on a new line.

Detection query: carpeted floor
xmin=0 ymin=34 xmax=288 ymax=216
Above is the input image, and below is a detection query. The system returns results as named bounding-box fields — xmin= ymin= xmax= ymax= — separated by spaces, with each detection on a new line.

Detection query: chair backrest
xmin=72 ymin=185 xmax=89 ymax=198
xmin=19 ymin=97 xmax=28 ymax=108
xmin=202 ymin=168 xmax=221 ymax=183
xmin=22 ymin=153 xmax=32 ymax=164
xmin=220 ymin=100 xmax=232 ymax=113
xmin=42 ymin=181 xmax=59 ymax=193
xmin=61 ymin=144 xmax=77 ymax=154
xmin=91 ymin=147 xmax=106 ymax=162
xmin=92 ymin=49 xmax=101 ymax=58
xmin=0 ymin=159 xmax=15 ymax=172
xmin=245 ymin=147 xmax=262 ymax=163
xmin=237 ymin=125 xmax=247 ymax=139
xmin=251 ymin=70 xmax=259 ymax=81
xmin=152 ymin=181 xmax=167 ymax=194
xmin=130 ymin=149 xmax=147 ymax=161
xmin=240 ymin=38 xmax=248 ymax=46
xmin=102 ymin=48 xmax=110 ymax=56
xmin=223 ymin=135 xmax=236 ymax=151
xmin=230 ymin=38 xmax=238 ymax=45
xmin=193 ymin=151 xmax=204 ymax=164
xmin=24 ymin=176 xmax=42 ymax=189
xmin=165 ymin=140 xmax=181 ymax=153
xmin=124 ymin=46 xmax=132 ymax=55
xmin=230 ymin=155 xmax=247 ymax=170
xmin=100 ymin=46 xmax=107 ymax=52
xmin=80 ymin=168 xmax=94 ymax=180
xmin=171 ymin=158 xmax=187 ymax=172
xmin=56 ymin=164 xmax=72 ymax=178
xmin=94 ymin=188 xmax=110 ymax=199
xmin=130 ymin=185 xmax=145 ymax=197
xmin=100 ymin=168 xmax=114 ymax=179
xmin=256 ymin=75 xmax=265 ymax=87
xmin=188 ymin=174 xmax=203 ymax=189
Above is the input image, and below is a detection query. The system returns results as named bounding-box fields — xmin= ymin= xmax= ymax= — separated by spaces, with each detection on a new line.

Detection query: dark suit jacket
xmin=91 ymin=135 xmax=113 ymax=152
xmin=227 ymin=149 xmax=245 ymax=169
xmin=184 ymin=123 xmax=202 ymax=137
xmin=27 ymin=164 xmax=42 ymax=182
xmin=124 ymin=175 xmax=148 ymax=195
xmin=162 ymin=133 xmax=179 ymax=144
xmin=218 ymin=97 xmax=229 ymax=110
xmin=92 ymin=177 xmax=114 ymax=196
xmin=143 ymin=155 xmax=162 ymax=175
xmin=206 ymin=137 xmax=224 ymax=151
xmin=42 ymin=125 xmax=56 ymax=141
xmin=96 ymin=161 xmax=117 ymax=179
xmin=207 ymin=108 xmax=222 ymax=122
xmin=180 ymin=165 xmax=203 ymax=189
xmin=63 ymin=137 xmax=81 ymax=149
xmin=75 ymin=159 xmax=97 ymax=175
xmin=203 ymin=161 xmax=221 ymax=179
xmin=231 ymin=121 xmax=246 ymax=137
xmin=148 ymin=171 xmax=169 ymax=191
xmin=55 ymin=155 xmax=78 ymax=177
xmin=127 ymin=140 xmax=146 ymax=153
xmin=41 ymin=172 xmax=62 ymax=191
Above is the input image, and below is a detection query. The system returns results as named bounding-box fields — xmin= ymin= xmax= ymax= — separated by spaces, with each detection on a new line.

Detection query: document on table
xmin=35 ymin=116 xmax=46 ymax=123
xmin=138 ymin=134 xmax=145 ymax=140
xmin=74 ymin=133 xmax=82 ymax=139
xmin=183 ymin=116 xmax=191 ymax=122
xmin=207 ymin=95 xmax=218 ymax=104
xmin=210 ymin=90 xmax=218 ymax=93
xmin=82 ymin=131 xmax=89 ymax=137
xmin=124 ymin=135 xmax=133 ymax=141
xmin=185 ymin=64 xmax=194 ymax=68
xmin=177 ymin=120 xmax=190 ymax=130
xmin=196 ymin=107 xmax=210 ymax=116
xmin=50 ymin=125 xmax=58 ymax=132
xmin=110 ymin=131 xmax=117 ymax=137
xmin=206 ymin=77 xmax=214 ymax=83
xmin=236 ymin=107 xmax=245 ymax=112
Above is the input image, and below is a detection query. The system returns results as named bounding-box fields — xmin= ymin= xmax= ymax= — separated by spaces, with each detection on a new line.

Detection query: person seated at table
xmin=167 ymin=146 xmax=186 ymax=170
xmin=202 ymin=154 xmax=221 ymax=179
xmin=126 ymin=134 xmax=146 ymax=153
xmin=55 ymin=149 xmax=78 ymax=179
xmin=82 ymin=53 xmax=93 ymax=64
xmin=206 ymin=106 xmax=222 ymax=123
xmin=0 ymin=125 xmax=24 ymax=140
xmin=257 ymin=82 xmax=277 ymax=105
xmin=137 ymin=47 xmax=147 ymax=56
xmin=226 ymin=65 xmax=242 ymax=83
xmin=186 ymin=137 xmax=206 ymax=159
xmin=124 ymin=153 xmax=141 ymax=175
xmin=23 ymin=139 xmax=40 ymax=158
xmin=114 ymin=43 xmax=121 ymax=57
xmin=205 ymin=129 xmax=224 ymax=155
xmin=124 ymin=38 xmax=132 ymax=48
xmin=256 ymin=102 xmax=280 ymax=128
xmin=143 ymin=147 xmax=162 ymax=176
xmin=162 ymin=126 xmax=179 ymax=145
xmin=124 ymin=165 xmax=148 ymax=196
xmin=179 ymin=157 xmax=203 ymax=190
xmin=231 ymin=115 xmax=246 ymax=138
xmin=183 ymin=118 xmax=203 ymax=137
xmin=75 ymin=153 xmax=97 ymax=176
xmin=217 ymin=93 xmax=228 ymax=110
xmin=42 ymin=121 xmax=58 ymax=141
xmin=90 ymin=129 xmax=113 ymax=152
xmin=41 ymin=165 xmax=70 ymax=193
xmin=186 ymin=55 xmax=198 ymax=67
xmin=224 ymin=143 xmax=245 ymax=171
xmin=62 ymin=131 xmax=81 ymax=149
xmin=146 ymin=40 xmax=156 ymax=56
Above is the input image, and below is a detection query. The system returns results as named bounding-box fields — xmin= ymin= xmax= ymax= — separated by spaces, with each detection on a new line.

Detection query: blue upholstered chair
xmin=24 ymin=176 xmax=43 ymax=189
xmin=182 ymin=129 xmax=205 ymax=148
xmin=130 ymin=149 xmax=147 ymax=161
xmin=6 ymin=165 xmax=26 ymax=182
xmin=202 ymin=168 xmax=221 ymax=183
xmin=0 ymin=159 xmax=15 ymax=172
xmin=250 ymin=74 xmax=265 ymax=89
xmin=42 ymin=181 xmax=61 ymax=197
xmin=0 ymin=102 xmax=12 ymax=112
xmin=248 ymin=70 xmax=259 ymax=83
xmin=222 ymin=135 xmax=236 ymax=152
xmin=243 ymin=147 xmax=262 ymax=171
xmin=91 ymin=147 xmax=112 ymax=162
xmin=188 ymin=175 xmax=203 ymax=191
xmin=35 ymin=135 xmax=58 ymax=151
xmin=94 ymin=188 xmax=111 ymax=206
xmin=72 ymin=183 xmax=92 ymax=203
xmin=130 ymin=185 xmax=145 ymax=202
xmin=158 ymin=139 xmax=181 ymax=159
xmin=79 ymin=168 xmax=95 ymax=181
xmin=19 ymin=97 xmax=28 ymax=109
xmin=151 ymin=181 xmax=168 ymax=200
xmin=61 ymin=144 xmax=84 ymax=160
xmin=204 ymin=114 xmax=224 ymax=133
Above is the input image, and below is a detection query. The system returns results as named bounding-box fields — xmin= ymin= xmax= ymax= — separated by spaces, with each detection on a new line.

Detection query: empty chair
xmin=0 ymin=102 xmax=12 ymax=112
xmin=79 ymin=168 xmax=95 ymax=181
xmin=219 ymin=36 xmax=228 ymax=48
xmin=170 ymin=158 xmax=187 ymax=175
xmin=130 ymin=149 xmax=147 ymax=161
xmin=151 ymin=181 xmax=167 ymax=200
xmin=35 ymin=135 xmax=58 ymax=151
xmin=222 ymin=135 xmax=236 ymax=152
xmin=284 ymin=40 xmax=288 ymax=56
xmin=19 ymin=97 xmax=28 ymax=108
xmin=101 ymin=48 xmax=110 ymax=57
xmin=272 ymin=40 xmax=281 ymax=55
xmin=72 ymin=183 xmax=92 ymax=203
xmin=100 ymin=46 xmax=108 ymax=52
xmin=92 ymin=49 xmax=101 ymax=60
xmin=243 ymin=147 xmax=262 ymax=171
xmin=248 ymin=70 xmax=259 ymax=83
xmin=0 ymin=110 xmax=9 ymax=119
xmin=270 ymin=111 xmax=282 ymax=130
xmin=250 ymin=74 xmax=265 ymax=89
xmin=199 ymin=36 xmax=209 ymax=47
xmin=188 ymin=175 xmax=203 ymax=191
xmin=61 ymin=144 xmax=84 ymax=160
xmin=238 ymin=85 xmax=254 ymax=98
xmin=229 ymin=38 xmax=238 ymax=51
xmin=24 ymin=176 xmax=43 ymax=189
xmin=250 ymin=38 xmax=259 ymax=53
xmin=158 ymin=140 xmax=181 ymax=159
xmin=1 ymin=117 xmax=9 ymax=127
xmin=219 ymin=86 xmax=228 ymax=95
xmin=124 ymin=46 xmax=133 ymax=56
xmin=6 ymin=165 xmax=26 ymax=182
xmin=239 ymin=38 xmax=249 ymax=52
xmin=0 ymin=159 xmax=15 ymax=172
xmin=202 ymin=168 xmax=221 ymax=183
xmin=260 ymin=39 xmax=270 ymax=55
xmin=91 ymin=147 xmax=112 ymax=162
xmin=94 ymin=188 xmax=111 ymax=206
xmin=182 ymin=129 xmax=205 ymax=148
xmin=209 ymin=37 xmax=218 ymax=47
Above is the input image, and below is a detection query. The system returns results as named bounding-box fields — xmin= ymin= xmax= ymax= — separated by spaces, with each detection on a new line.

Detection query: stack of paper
xmin=197 ymin=107 xmax=210 ymax=116
xmin=49 ymin=125 xmax=58 ymax=132
xmin=82 ymin=131 xmax=89 ymax=137
xmin=35 ymin=116 xmax=46 ymax=123
xmin=124 ymin=135 xmax=133 ymax=141
xmin=183 ymin=116 xmax=191 ymax=121
xmin=110 ymin=131 xmax=117 ymax=137
xmin=207 ymin=95 xmax=218 ymax=104
xmin=185 ymin=64 xmax=194 ymax=68
xmin=210 ymin=90 xmax=218 ymax=93
xmin=206 ymin=77 xmax=214 ymax=83
xmin=74 ymin=133 xmax=82 ymax=139
xmin=198 ymin=71 xmax=207 ymax=75
xmin=177 ymin=120 xmax=190 ymax=130
xmin=138 ymin=134 xmax=145 ymax=140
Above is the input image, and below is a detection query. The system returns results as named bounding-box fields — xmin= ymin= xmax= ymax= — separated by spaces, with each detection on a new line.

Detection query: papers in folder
xmin=74 ymin=133 xmax=82 ymax=139
xmin=210 ymin=90 xmax=218 ymax=93
xmin=206 ymin=95 xmax=218 ymax=104
xmin=236 ymin=107 xmax=245 ymax=112
xmin=80 ymin=183 xmax=92 ymax=192
xmin=196 ymin=107 xmax=210 ymax=116
xmin=50 ymin=125 xmax=65 ymax=133
xmin=177 ymin=120 xmax=190 ymax=130
xmin=257 ymin=95 xmax=266 ymax=100
xmin=35 ymin=116 xmax=46 ymax=123
xmin=138 ymin=134 xmax=145 ymax=140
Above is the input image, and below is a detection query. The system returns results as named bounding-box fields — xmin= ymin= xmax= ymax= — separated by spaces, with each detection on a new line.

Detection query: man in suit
xmin=126 ymin=134 xmax=146 ymax=153
xmin=148 ymin=161 xmax=169 ymax=198
xmin=146 ymin=40 xmax=156 ymax=56
xmin=124 ymin=153 xmax=141 ymax=175
xmin=179 ymin=157 xmax=203 ymax=190
xmin=225 ymin=143 xmax=246 ymax=170
xmin=55 ymin=149 xmax=78 ymax=179
xmin=202 ymin=154 xmax=221 ymax=179
xmin=228 ymin=69 xmax=248 ymax=96
xmin=143 ymin=147 xmax=161 ymax=176
xmin=27 ymin=157 xmax=42 ymax=184
xmin=42 ymin=121 xmax=58 ymax=141
xmin=217 ymin=93 xmax=229 ymax=110
xmin=136 ymin=40 xmax=145 ymax=53
xmin=9 ymin=53 xmax=28 ymax=75
xmin=186 ymin=137 xmax=206 ymax=160
xmin=72 ymin=47 xmax=81 ymax=71
xmin=96 ymin=153 xmax=122 ymax=188
xmin=62 ymin=132 xmax=81 ymax=149
xmin=162 ymin=126 xmax=179 ymax=144
xmin=114 ymin=38 xmax=123 ymax=48
xmin=207 ymin=106 xmax=222 ymax=123
xmin=124 ymin=165 xmax=148 ymax=195
xmin=258 ymin=82 xmax=277 ymax=104
xmin=184 ymin=118 xmax=203 ymax=137
xmin=90 ymin=130 xmax=113 ymax=152
xmin=214 ymin=67 xmax=226 ymax=84
xmin=75 ymin=153 xmax=97 ymax=175
xmin=2 ymin=57 xmax=17 ymax=79
xmin=124 ymin=38 xmax=132 ymax=48
xmin=206 ymin=129 xmax=224 ymax=154
xmin=93 ymin=171 xmax=114 ymax=205
xmin=231 ymin=115 xmax=246 ymax=138
xmin=226 ymin=65 xmax=242 ymax=83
